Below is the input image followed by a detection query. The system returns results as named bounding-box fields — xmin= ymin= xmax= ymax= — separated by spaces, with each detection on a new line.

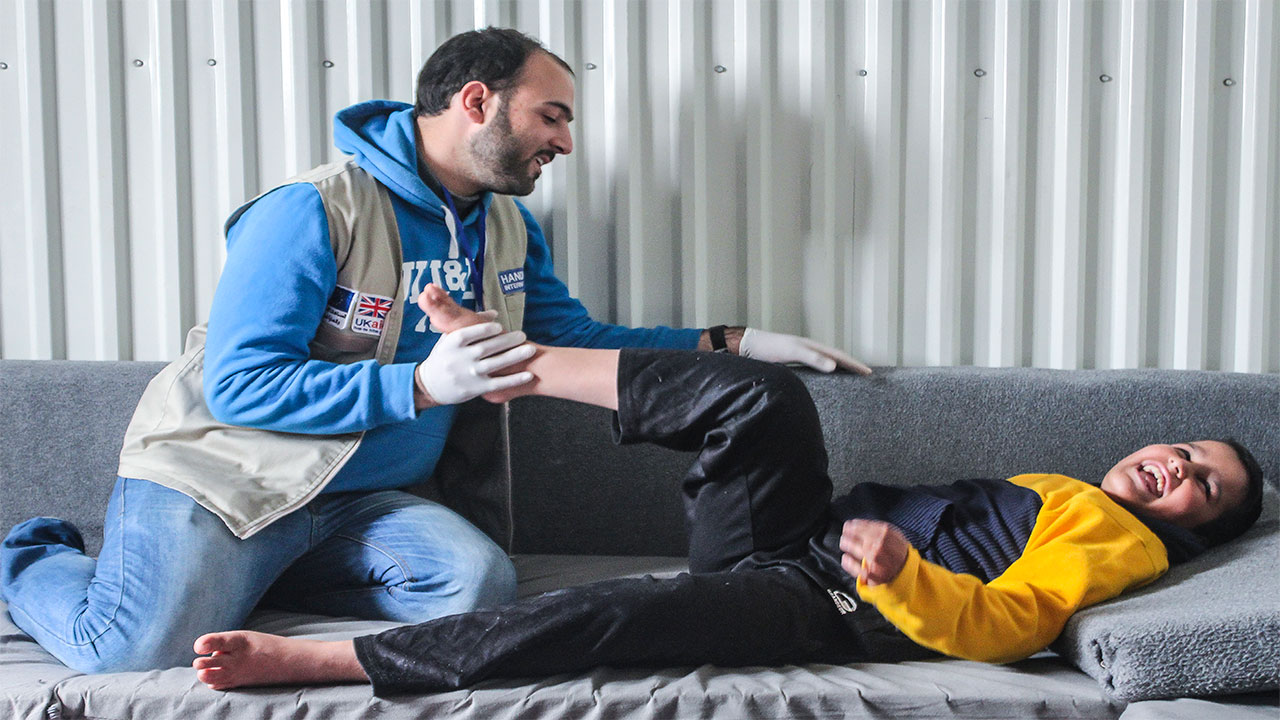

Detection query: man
xmin=0 ymin=28 xmax=862 ymax=674
xmin=190 ymin=286 xmax=1263 ymax=694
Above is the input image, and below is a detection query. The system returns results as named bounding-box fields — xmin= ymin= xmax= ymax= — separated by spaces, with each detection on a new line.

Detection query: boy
xmin=192 ymin=286 xmax=1263 ymax=695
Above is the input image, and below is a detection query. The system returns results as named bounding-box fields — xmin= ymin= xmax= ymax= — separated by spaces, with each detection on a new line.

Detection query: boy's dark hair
xmin=1193 ymin=438 xmax=1265 ymax=547
xmin=414 ymin=27 xmax=573 ymax=117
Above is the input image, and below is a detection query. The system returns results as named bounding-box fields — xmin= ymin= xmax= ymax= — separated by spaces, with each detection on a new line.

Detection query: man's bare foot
xmin=192 ymin=631 xmax=367 ymax=691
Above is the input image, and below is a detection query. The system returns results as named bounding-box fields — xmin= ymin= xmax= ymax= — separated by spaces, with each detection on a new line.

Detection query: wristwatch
xmin=708 ymin=325 xmax=730 ymax=353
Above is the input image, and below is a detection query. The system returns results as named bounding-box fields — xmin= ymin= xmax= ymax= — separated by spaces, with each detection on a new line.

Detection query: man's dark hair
xmin=1193 ymin=438 xmax=1265 ymax=547
xmin=414 ymin=27 xmax=573 ymax=117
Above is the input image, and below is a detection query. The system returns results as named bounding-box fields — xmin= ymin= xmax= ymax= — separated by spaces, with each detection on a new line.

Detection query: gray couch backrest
xmin=1 ymin=361 xmax=165 ymax=556
xmin=509 ymin=366 xmax=1279 ymax=555
xmin=2 ymin=361 xmax=1276 ymax=559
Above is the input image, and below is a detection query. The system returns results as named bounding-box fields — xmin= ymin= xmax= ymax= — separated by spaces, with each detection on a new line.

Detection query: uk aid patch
xmin=351 ymin=292 xmax=394 ymax=337
xmin=498 ymin=268 xmax=525 ymax=295
xmin=323 ymin=285 xmax=356 ymax=329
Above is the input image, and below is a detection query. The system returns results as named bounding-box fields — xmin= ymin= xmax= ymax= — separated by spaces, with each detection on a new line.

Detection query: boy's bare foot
xmin=192 ymin=631 xmax=367 ymax=691
xmin=417 ymin=283 xmax=541 ymax=403
xmin=417 ymin=283 xmax=497 ymax=334
xmin=416 ymin=283 xmax=619 ymax=409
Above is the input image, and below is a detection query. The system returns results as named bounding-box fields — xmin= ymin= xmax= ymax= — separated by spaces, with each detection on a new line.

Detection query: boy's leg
xmin=195 ymin=565 xmax=857 ymax=694
xmin=420 ymin=286 xmax=834 ymax=574
xmin=419 ymin=283 xmax=619 ymax=409
xmin=614 ymin=350 xmax=833 ymax=572
xmin=355 ymin=567 xmax=855 ymax=695
xmin=1 ymin=478 xmax=309 ymax=673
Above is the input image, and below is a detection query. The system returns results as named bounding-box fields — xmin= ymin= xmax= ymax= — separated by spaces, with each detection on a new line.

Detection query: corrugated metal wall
xmin=1 ymin=0 xmax=1276 ymax=371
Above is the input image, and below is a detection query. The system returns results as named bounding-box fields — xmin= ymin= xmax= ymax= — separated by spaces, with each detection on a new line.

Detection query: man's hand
xmin=414 ymin=318 xmax=536 ymax=408
xmin=839 ymin=519 xmax=911 ymax=587
xmin=739 ymin=328 xmax=872 ymax=374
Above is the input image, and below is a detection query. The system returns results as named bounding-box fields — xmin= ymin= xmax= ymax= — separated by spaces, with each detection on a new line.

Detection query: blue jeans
xmin=0 ymin=477 xmax=516 ymax=674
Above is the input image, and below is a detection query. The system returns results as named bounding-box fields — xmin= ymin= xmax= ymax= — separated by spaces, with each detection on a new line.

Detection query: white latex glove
xmin=415 ymin=319 xmax=536 ymax=405
xmin=738 ymin=328 xmax=873 ymax=375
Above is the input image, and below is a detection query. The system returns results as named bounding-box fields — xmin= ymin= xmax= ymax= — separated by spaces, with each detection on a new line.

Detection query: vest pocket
xmin=501 ymin=291 xmax=526 ymax=332
xmin=310 ymin=323 xmax=379 ymax=363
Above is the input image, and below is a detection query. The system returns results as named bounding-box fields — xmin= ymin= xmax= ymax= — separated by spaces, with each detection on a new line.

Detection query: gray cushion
xmin=801 ymin=367 xmax=1280 ymax=496
xmin=1118 ymin=694 xmax=1280 ymax=719
xmin=1054 ymin=508 xmax=1280 ymax=702
xmin=0 ymin=596 xmax=92 ymax=719
xmin=508 ymin=397 xmax=693 ymax=555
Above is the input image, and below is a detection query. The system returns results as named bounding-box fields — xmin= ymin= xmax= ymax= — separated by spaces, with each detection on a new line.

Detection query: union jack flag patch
xmin=351 ymin=292 xmax=393 ymax=337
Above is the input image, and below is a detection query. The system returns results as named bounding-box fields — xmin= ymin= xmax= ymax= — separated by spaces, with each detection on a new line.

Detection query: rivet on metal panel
xmin=714 ymin=65 xmax=727 ymax=73
xmin=1223 ymin=78 xmax=1235 ymax=87
xmin=858 ymin=69 xmax=868 ymax=77
xmin=973 ymin=68 xmax=986 ymax=77
xmin=133 ymin=59 xmax=144 ymax=67
xmin=0 ymin=62 xmax=8 ymax=70
xmin=207 ymin=59 xmax=217 ymax=66
xmin=323 ymin=60 xmax=334 ymax=68
xmin=1100 ymin=74 xmax=1112 ymax=83
xmin=584 ymin=62 xmax=597 ymax=70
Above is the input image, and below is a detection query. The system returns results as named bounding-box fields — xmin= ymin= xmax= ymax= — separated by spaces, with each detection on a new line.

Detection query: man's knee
xmin=1 ymin=517 xmax=84 ymax=599
xmin=459 ymin=543 xmax=518 ymax=607
xmin=394 ymin=539 xmax=517 ymax=617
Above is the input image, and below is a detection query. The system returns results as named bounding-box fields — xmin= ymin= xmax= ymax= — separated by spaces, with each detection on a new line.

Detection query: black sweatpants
xmin=354 ymin=350 xmax=929 ymax=696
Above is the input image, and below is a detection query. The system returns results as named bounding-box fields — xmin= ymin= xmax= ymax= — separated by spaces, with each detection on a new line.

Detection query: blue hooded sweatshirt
xmin=201 ymin=101 xmax=699 ymax=493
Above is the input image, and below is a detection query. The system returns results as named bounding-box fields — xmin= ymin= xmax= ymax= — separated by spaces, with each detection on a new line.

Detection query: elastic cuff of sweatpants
xmin=352 ymin=632 xmax=413 ymax=697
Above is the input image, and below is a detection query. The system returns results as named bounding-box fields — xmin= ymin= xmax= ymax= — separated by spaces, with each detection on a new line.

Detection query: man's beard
xmin=467 ymin=102 xmax=540 ymax=196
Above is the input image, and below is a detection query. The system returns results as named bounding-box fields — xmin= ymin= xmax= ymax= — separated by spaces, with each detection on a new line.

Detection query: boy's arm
xmin=844 ymin=498 xmax=1168 ymax=663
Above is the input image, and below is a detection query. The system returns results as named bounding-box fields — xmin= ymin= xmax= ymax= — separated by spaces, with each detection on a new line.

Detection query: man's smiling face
xmin=1100 ymin=440 xmax=1250 ymax=529
xmin=467 ymin=52 xmax=574 ymax=196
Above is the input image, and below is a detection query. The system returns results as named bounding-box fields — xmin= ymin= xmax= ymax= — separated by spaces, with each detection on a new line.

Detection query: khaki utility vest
xmin=117 ymin=159 xmax=528 ymax=539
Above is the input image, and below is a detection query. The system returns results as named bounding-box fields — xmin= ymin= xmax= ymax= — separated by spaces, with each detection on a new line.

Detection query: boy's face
xmin=1100 ymin=440 xmax=1250 ymax=529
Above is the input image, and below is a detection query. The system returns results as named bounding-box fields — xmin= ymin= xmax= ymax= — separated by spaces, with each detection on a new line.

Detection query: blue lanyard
xmin=441 ymin=188 xmax=487 ymax=310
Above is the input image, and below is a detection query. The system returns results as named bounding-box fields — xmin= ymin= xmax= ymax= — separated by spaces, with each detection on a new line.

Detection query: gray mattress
xmin=5 ymin=554 xmax=1271 ymax=720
